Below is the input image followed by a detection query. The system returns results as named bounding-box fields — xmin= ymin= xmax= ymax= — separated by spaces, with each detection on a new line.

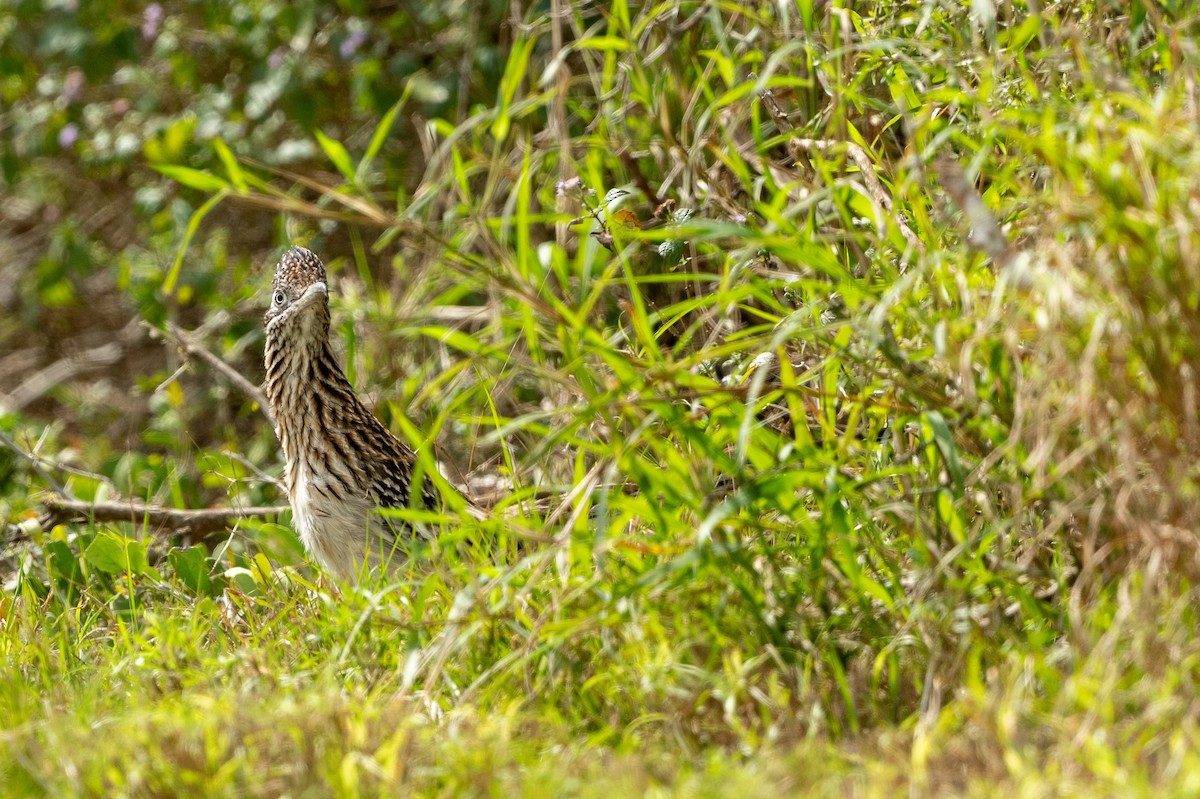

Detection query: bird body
xmin=264 ymin=246 xmax=436 ymax=581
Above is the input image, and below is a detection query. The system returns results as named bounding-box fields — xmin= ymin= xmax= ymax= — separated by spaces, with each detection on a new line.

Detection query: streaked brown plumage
xmin=263 ymin=246 xmax=438 ymax=581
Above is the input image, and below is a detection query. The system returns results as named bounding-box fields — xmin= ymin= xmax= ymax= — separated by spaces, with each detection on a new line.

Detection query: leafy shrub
xmin=5 ymin=1 xmax=1200 ymax=795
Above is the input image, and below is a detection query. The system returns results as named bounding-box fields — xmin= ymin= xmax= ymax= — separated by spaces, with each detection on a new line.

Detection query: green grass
xmin=5 ymin=1 xmax=1200 ymax=796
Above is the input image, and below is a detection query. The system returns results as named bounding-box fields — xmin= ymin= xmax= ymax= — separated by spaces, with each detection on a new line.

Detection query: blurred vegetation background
xmin=4 ymin=0 xmax=1200 ymax=796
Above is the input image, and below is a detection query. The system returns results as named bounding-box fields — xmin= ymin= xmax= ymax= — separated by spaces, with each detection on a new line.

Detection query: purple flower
xmin=61 ymin=68 xmax=85 ymax=103
xmin=58 ymin=124 xmax=79 ymax=149
xmin=339 ymin=29 xmax=367 ymax=59
xmin=269 ymin=48 xmax=286 ymax=69
xmin=142 ymin=4 xmax=163 ymax=41
xmin=555 ymin=177 xmax=583 ymax=197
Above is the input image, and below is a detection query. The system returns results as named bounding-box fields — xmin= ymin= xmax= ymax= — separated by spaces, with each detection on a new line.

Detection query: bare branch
xmin=218 ymin=448 xmax=285 ymax=492
xmin=234 ymin=157 xmax=395 ymax=226
xmin=0 ymin=428 xmax=69 ymax=496
xmin=932 ymin=157 xmax=1014 ymax=267
xmin=756 ymin=76 xmax=796 ymax=131
xmin=41 ymin=496 xmax=287 ymax=536
xmin=419 ymin=305 xmax=492 ymax=328
xmin=789 ymin=138 xmax=926 ymax=257
xmin=150 ymin=321 xmax=273 ymax=426
xmin=0 ymin=320 xmax=140 ymax=412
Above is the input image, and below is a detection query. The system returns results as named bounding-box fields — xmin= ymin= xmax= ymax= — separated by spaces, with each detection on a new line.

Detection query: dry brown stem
xmin=40 ymin=496 xmax=286 ymax=536
xmin=788 ymin=137 xmax=927 ymax=258
xmin=0 ymin=320 xmax=141 ymax=411
xmin=151 ymin=321 xmax=273 ymax=426
xmin=932 ymin=157 xmax=1015 ymax=267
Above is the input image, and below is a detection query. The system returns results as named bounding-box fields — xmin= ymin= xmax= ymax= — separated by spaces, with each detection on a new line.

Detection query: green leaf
xmin=169 ymin=545 xmax=213 ymax=595
xmin=416 ymin=326 xmax=491 ymax=355
xmin=211 ymin=138 xmax=247 ymax=193
xmin=798 ymin=0 xmax=816 ymax=31
xmin=163 ymin=189 xmax=229 ymax=297
xmin=143 ymin=116 xmax=196 ymax=164
xmin=82 ymin=533 xmax=148 ymax=576
xmin=152 ymin=164 xmax=230 ymax=193
xmin=315 ymin=129 xmax=355 ymax=183
xmin=46 ymin=540 xmax=83 ymax=598
xmin=359 ymin=89 xmax=411 ymax=180
xmin=937 ymin=488 xmax=966 ymax=543
xmin=492 ymin=35 xmax=535 ymax=143
xmin=575 ymin=36 xmax=633 ymax=51
xmin=924 ymin=410 xmax=965 ymax=494
xmin=125 ymin=540 xmax=149 ymax=575
xmin=657 ymin=239 xmax=684 ymax=265
xmin=84 ymin=534 xmax=127 ymax=574
xmin=224 ymin=566 xmax=260 ymax=595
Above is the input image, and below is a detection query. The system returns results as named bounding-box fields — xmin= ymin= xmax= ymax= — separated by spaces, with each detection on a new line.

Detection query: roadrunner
xmin=263 ymin=246 xmax=439 ymax=581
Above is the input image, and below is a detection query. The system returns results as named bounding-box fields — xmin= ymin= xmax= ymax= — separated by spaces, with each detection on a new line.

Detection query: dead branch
xmin=0 ymin=428 xmax=69 ymax=496
xmin=932 ymin=157 xmax=1015 ymax=268
xmin=150 ymin=321 xmax=273 ymax=426
xmin=421 ymin=305 xmax=493 ymax=328
xmin=234 ymin=157 xmax=399 ymax=227
xmin=3 ymin=342 xmax=120 ymax=410
xmin=0 ymin=430 xmax=158 ymax=502
xmin=40 ymin=496 xmax=286 ymax=536
xmin=218 ymin=448 xmax=285 ymax=492
xmin=0 ymin=320 xmax=141 ymax=412
xmin=789 ymin=138 xmax=927 ymax=257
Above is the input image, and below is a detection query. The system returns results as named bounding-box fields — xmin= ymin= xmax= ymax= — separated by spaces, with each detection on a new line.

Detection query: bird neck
xmin=264 ymin=327 xmax=355 ymax=420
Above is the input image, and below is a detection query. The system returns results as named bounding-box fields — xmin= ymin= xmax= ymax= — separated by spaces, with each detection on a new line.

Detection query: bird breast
xmin=288 ymin=458 xmax=378 ymax=581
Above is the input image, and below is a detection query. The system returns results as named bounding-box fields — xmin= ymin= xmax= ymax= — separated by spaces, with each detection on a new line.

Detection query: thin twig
xmin=235 ymin=157 xmax=395 ymax=226
xmin=789 ymin=137 xmax=927 ymax=257
xmin=0 ymin=428 xmax=69 ymax=496
xmin=0 ymin=429 xmax=116 ymax=495
xmin=150 ymin=321 xmax=273 ymax=426
xmin=0 ymin=320 xmax=140 ymax=411
xmin=932 ymin=157 xmax=1015 ymax=268
xmin=420 ymin=306 xmax=492 ymax=327
xmin=40 ymin=496 xmax=286 ymax=536
xmin=219 ymin=448 xmax=285 ymax=492
xmin=756 ymin=75 xmax=796 ymax=131
xmin=230 ymin=191 xmax=389 ymax=226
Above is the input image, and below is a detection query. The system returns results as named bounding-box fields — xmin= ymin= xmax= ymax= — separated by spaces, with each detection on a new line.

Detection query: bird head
xmin=265 ymin=246 xmax=330 ymax=339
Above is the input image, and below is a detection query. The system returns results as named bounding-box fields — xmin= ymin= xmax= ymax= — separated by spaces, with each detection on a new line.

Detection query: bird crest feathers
xmin=273 ymin=246 xmax=327 ymax=298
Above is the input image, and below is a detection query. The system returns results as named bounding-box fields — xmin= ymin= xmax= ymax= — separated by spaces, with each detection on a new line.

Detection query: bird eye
xmin=273 ymin=290 xmax=287 ymax=306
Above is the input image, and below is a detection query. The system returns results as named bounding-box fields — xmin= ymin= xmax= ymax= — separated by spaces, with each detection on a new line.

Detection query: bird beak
xmin=297 ymin=282 xmax=328 ymax=308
